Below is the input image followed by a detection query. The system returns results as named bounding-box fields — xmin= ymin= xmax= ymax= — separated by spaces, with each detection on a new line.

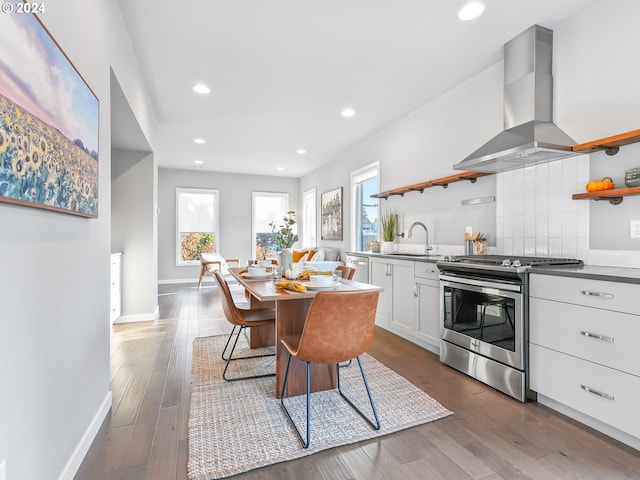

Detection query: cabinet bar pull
xmin=581 ymin=290 xmax=614 ymax=299
xmin=580 ymin=331 xmax=614 ymax=343
xmin=423 ymin=268 xmax=436 ymax=274
xmin=580 ymin=384 xmax=615 ymax=401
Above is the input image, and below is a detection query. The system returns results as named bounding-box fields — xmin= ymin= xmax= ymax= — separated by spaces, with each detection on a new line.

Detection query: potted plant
xmin=269 ymin=210 xmax=299 ymax=268
xmin=380 ymin=209 xmax=398 ymax=254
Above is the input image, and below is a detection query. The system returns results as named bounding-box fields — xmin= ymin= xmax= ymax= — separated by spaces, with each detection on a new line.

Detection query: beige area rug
xmin=188 ymin=334 xmax=453 ymax=480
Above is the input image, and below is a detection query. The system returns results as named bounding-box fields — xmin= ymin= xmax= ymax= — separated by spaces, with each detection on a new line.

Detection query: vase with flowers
xmin=269 ymin=210 xmax=299 ymax=272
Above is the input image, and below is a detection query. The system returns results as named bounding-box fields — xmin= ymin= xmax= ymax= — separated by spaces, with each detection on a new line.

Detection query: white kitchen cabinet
xmin=414 ymin=263 xmax=441 ymax=353
xmin=370 ymin=258 xmax=391 ymax=327
xmin=529 ymin=273 xmax=640 ymax=449
xmin=110 ymin=253 xmax=122 ymax=324
xmin=369 ymin=257 xmax=442 ymax=354
xmin=369 ymin=258 xmax=414 ymax=334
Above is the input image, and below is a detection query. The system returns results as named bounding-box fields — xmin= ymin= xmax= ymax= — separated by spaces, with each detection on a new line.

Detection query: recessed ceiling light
xmin=193 ymin=159 xmax=203 ymax=165
xmin=296 ymin=149 xmax=307 ymax=155
xmin=194 ymin=138 xmax=206 ymax=144
xmin=458 ymin=1 xmax=485 ymax=21
xmin=276 ymin=166 xmax=285 ymax=171
xmin=192 ymin=84 xmax=210 ymax=94
xmin=341 ymin=108 xmax=356 ymax=117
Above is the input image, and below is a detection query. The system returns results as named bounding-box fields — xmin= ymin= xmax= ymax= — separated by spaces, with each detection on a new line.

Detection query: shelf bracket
xmin=463 ymin=177 xmax=478 ymax=183
xmin=605 ymin=146 xmax=620 ymax=156
xmin=594 ymin=196 xmax=623 ymax=205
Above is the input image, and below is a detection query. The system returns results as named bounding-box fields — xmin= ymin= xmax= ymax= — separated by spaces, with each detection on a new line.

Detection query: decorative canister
xmin=370 ymin=242 xmax=381 ymax=253
xmin=624 ymin=167 xmax=640 ymax=187
xmin=473 ymin=239 xmax=487 ymax=255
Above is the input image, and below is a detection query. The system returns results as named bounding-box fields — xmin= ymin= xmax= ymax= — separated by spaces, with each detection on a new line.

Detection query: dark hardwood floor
xmin=75 ymin=283 xmax=640 ymax=480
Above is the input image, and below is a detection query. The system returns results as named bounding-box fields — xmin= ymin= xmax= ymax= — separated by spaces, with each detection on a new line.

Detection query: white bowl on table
xmin=257 ymin=260 xmax=273 ymax=268
xmin=309 ymin=274 xmax=333 ymax=287
xmin=248 ymin=266 xmax=267 ymax=275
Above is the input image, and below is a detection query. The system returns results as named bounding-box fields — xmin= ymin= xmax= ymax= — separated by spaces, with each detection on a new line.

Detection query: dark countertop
xmin=530 ymin=264 xmax=640 ymax=285
xmin=346 ymin=251 xmax=443 ymax=263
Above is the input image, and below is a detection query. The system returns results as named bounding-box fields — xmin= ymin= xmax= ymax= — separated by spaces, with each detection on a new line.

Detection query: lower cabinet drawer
xmin=530 ymin=344 xmax=640 ymax=439
xmin=530 ymin=297 xmax=640 ymax=377
xmin=414 ymin=262 xmax=439 ymax=280
xmin=530 ymin=274 xmax=637 ymax=315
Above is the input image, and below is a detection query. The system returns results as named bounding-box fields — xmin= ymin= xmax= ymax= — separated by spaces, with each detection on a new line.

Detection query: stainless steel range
xmin=436 ymin=255 xmax=582 ymax=402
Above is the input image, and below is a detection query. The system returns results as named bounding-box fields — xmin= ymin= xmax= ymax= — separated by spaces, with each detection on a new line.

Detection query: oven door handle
xmin=439 ymin=274 xmax=522 ymax=293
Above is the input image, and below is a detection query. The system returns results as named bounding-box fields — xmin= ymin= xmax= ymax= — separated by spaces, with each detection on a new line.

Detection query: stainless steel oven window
xmin=441 ymin=279 xmax=524 ymax=370
xmin=443 ymin=286 xmax=516 ymax=351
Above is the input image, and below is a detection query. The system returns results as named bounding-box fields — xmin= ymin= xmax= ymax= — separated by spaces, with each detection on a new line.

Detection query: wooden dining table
xmin=228 ymin=267 xmax=382 ymax=398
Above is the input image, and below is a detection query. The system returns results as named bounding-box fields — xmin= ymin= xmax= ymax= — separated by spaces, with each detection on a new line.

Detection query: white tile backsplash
xmin=497 ymin=157 xmax=589 ymax=260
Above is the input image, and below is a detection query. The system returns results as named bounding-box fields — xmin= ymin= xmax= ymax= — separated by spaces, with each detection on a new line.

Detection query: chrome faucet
xmin=408 ymin=222 xmax=433 ymax=252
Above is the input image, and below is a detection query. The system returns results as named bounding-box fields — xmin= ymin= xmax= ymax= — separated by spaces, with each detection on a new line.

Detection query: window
xmin=176 ymin=188 xmax=219 ymax=266
xmin=252 ymin=192 xmax=289 ymax=259
xmin=351 ymin=162 xmax=379 ymax=251
xmin=302 ymin=188 xmax=316 ymax=248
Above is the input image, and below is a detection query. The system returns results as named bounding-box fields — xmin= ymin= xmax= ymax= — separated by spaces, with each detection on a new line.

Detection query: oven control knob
xmin=501 ymin=259 xmax=511 ymax=267
xmin=512 ymin=260 xmax=522 ymax=267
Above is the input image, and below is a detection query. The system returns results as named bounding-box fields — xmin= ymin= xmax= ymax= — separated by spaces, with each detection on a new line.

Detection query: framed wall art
xmin=0 ymin=12 xmax=99 ymax=217
xmin=321 ymin=187 xmax=343 ymax=240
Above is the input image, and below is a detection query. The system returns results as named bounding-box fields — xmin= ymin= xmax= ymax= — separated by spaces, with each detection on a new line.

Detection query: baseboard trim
xmin=58 ymin=391 xmax=112 ymax=480
xmin=114 ymin=305 xmax=160 ymax=324
xmin=158 ymin=278 xmax=201 ymax=285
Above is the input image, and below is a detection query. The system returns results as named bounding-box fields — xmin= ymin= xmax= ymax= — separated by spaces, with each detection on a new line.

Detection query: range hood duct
xmin=454 ymin=25 xmax=581 ymax=173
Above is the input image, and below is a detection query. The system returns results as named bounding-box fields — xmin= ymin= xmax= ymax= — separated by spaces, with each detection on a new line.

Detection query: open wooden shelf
xmin=572 ymin=186 xmax=640 ymax=205
xmin=371 ymin=171 xmax=490 ymax=199
xmin=572 ymin=129 xmax=640 ymax=155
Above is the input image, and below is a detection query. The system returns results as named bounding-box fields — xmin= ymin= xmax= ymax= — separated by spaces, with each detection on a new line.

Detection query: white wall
xmin=301 ymin=63 xmax=502 ymax=253
xmin=555 ymin=0 xmax=640 ymax=255
xmin=303 ymin=0 xmax=640 ymax=257
xmin=158 ymin=168 xmax=300 ymax=283
xmin=112 ymin=150 xmax=158 ymax=321
xmin=0 ymin=1 xmax=157 ymax=479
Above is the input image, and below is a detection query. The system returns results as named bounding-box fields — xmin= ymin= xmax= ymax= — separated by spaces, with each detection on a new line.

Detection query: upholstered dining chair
xmin=198 ymin=253 xmax=240 ymax=290
xmin=213 ymin=271 xmax=276 ymax=382
xmin=280 ymin=289 xmax=381 ymax=448
xmin=335 ymin=265 xmax=356 ymax=280
xmin=334 ymin=264 xmax=357 ymax=369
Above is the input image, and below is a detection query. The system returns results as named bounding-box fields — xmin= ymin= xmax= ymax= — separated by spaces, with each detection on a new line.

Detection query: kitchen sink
xmin=386 ymin=252 xmax=442 ymax=258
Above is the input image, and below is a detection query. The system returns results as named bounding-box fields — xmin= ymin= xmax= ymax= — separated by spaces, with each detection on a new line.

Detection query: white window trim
xmin=252 ymin=191 xmax=290 ymax=259
xmin=351 ymin=161 xmax=379 ymax=251
xmin=302 ymin=187 xmax=317 ymax=248
xmin=175 ymin=187 xmax=219 ymax=266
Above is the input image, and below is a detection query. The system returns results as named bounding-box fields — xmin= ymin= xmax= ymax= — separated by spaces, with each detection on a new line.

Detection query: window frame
xmin=252 ymin=191 xmax=290 ymax=259
xmin=302 ymin=187 xmax=317 ymax=248
xmin=351 ymin=162 xmax=379 ymax=252
xmin=175 ymin=187 xmax=219 ymax=267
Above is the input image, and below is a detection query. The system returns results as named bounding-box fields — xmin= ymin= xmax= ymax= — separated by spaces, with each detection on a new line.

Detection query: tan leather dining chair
xmin=213 ymin=271 xmax=275 ymax=382
xmin=280 ymin=289 xmax=381 ymax=448
xmin=335 ymin=265 xmax=356 ymax=280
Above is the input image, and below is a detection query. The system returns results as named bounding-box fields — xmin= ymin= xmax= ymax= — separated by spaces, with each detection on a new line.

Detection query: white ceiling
xmin=115 ymin=0 xmax=600 ymax=177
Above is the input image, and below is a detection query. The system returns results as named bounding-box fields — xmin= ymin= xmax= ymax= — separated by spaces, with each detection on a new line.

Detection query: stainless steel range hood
xmin=454 ymin=25 xmax=581 ymax=173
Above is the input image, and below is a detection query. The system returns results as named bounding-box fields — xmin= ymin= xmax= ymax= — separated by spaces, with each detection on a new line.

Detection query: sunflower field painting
xmin=0 ymin=13 xmax=99 ymax=217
